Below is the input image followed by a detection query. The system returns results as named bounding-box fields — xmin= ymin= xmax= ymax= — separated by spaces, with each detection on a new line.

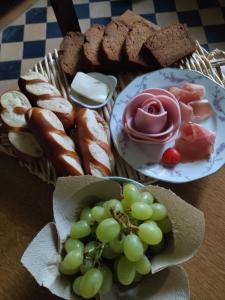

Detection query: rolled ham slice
xmin=168 ymin=83 xmax=205 ymax=104
xmin=168 ymin=83 xmax=213 ymax=123
xmin=175 ymin=122 xmax=216 ymax=162
xmin=123 ymin=89 xmax=181 ymax=144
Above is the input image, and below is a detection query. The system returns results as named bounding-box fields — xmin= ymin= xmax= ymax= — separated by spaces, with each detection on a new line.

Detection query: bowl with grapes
xmin=21 ymin=175 xmax=205 ymax=300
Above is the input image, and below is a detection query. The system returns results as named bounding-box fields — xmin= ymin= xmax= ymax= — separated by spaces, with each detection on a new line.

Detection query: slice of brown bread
xmin=125 ymin=21 xmax=156 ymax=69
xmin=117 ymin=9 xmax=160 ymax=30
xmin=143 ymin=23 xmax=196 ymax=67
xmin=101 ymin=20 xmax=130 ymax=65
xmin=59 ymin=32 xmax=85 ymax=77
xmin=83 ymin=24 xmax=105 ymax=69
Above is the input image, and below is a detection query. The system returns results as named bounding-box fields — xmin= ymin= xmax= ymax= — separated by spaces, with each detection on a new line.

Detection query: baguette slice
xmin=0 ymin=90 xmax=31 ymax=129
xmin=19 ymin=71 xmax=75 ymax=129
xmin=143 ymin=23 xmax=196 ymax=67
xmin=83 ymin=24 xmax=105 ymax=69
xmin=8 ymin=131 xmax=43 ymax=161
xmin=59 ymin=31 xmax=85 ymax=77
xmin=76 ymin=108 xmax=114 ymax=176
xmin=26 ymin=107 xmax=84 ymax=177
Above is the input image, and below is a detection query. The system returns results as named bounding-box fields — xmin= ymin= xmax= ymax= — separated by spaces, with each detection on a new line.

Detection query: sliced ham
xmin=175 ymin=122 xmax=216 ymax=162
xmin=168 ymin=83 xmax=213 ymax=123
xmin=122 ymin=89 xmax=181 ymax=144
xmin=189 ymin=99 xmax=213 ymax=122
xmin=168 ymin=83 xmax=205 ymax=104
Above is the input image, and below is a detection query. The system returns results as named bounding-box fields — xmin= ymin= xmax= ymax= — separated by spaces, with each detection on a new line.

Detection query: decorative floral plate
xmin=110 ymin=68 xmax=225 ymax=183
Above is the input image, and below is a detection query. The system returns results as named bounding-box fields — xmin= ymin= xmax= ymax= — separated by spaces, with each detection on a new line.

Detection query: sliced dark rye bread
xmin=83 ymin=24 xmax=105 ymax=70
xmin=143 ymin=23 xmax=196 ymax=67
xmin=125 ymin=20 xmax=157 ymax=69
xmin=59 ymin=32 xmax=85 ymax=77
xmin=117 ymin=9 xmax=160 ymax=30
xmin=101 ymin=20 xmax=130 ymax=66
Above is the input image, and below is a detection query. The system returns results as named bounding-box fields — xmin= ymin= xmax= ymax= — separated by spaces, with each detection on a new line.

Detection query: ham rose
xmin=122 ymin=88 xmax=181 ymax=144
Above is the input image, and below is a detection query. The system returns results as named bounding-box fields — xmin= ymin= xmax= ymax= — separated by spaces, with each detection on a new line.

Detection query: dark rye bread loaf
xmin=125 ymin=21 xmax=157 ymax=69
xmin=143 ymin=23 xmax=196 ymax=67
xmin=59 ymin=32 xmax=85 ymax=77
xmin=101 ymin=20 xmax=130 ymax=66
xmin=83 ymin=24 xmax=105 ymax=69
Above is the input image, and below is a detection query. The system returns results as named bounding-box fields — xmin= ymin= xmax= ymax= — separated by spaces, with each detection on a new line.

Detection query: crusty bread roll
xmin=0 ymin=90 xmax=43 ymax=160
xmin=18 ymin=71 xmax=75 ymax=129
xmin=76 ymin=108 xmax=114 ymax=176
xmin=26 ymin=107 xmax=84 ymax=176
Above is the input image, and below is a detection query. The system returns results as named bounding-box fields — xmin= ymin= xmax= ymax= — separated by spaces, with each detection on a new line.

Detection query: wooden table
xmin=0 ymin=152 xmax=225 ymax=300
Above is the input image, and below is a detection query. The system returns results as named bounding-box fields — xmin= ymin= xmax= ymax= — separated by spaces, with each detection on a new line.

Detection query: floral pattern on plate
xmin=110 ymin=68 xmax=225 ymax=183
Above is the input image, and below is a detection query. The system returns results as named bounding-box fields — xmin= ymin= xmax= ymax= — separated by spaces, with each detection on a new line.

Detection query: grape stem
xmin=95 ymin=294 xmax=101 ymax=300
xmin=110 ymin=208 xmax=139 ymax=234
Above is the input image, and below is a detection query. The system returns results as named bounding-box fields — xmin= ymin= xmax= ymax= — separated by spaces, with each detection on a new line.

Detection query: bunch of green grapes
xmin=59 ymin=183 xmax=172 ymax=299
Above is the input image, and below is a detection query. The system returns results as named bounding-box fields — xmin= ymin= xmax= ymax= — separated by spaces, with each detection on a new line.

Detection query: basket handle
xmin=50 ymin=0 xmax=81 ymax=36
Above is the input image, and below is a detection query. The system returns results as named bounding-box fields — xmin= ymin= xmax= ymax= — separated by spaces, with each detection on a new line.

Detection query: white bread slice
xmin=37 ymin=98 xmax=73 ymax=114
xmin=85 ymin=109 xmax=109 ymax=144
xmin=0 ymin=91 xmax=31 ymax=128
xmin=89 ymin=142 xmax=111 ymax=175
xmin=18 ymin=71 xmax=75 ymax=129
xmin=26 ymin=82 xmax=61 ymax=97
xmin=20 ymin=70 xmax=48 ymax=82
xmin=8 ymin=131 xmax=43 ymax=159
xmin=39 ymin=108 xmax=64 ymax=131
xmin=76 ymin=108 xmax=114 ymax=176
xmin=26 ymin=107 xmax=84 ymax=176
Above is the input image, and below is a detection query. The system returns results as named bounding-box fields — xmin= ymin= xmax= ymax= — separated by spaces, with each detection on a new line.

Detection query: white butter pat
xmin=71 ymin=72 xmax=109 ymax=104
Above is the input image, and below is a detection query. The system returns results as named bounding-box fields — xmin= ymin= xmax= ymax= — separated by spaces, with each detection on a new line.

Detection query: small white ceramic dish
xmin=110 ymin=68 xmax=225 ymax=183
xmin=70 ymin=72 xmax=117 ymax=109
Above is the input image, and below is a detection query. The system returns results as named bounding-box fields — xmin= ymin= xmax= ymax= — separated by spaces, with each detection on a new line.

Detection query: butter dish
xmin=70 ymin=72 xmax=117 ymax=109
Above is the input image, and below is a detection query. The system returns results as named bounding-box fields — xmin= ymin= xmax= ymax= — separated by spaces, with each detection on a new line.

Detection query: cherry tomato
xmin=161 ymin=148 xmax=181 ymax=167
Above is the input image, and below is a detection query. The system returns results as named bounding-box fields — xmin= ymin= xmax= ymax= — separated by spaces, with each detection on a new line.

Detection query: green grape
xmin=149 ymin=238 xmax=165 ymax=254
xmin=84 ymin=241 xmax=99 ymax=259
xmin=64 ymin=238 xmax=84 ymax=253
xmin=96 ymin=218 xmax=120 ymax=243
xmin=102 ymin=243 xmax=118 ymax=259
xmin=70 ymin=220 xmax=91 ymax=239
xmin=80 ymin=258 xmax=94 ymax=274
xmin=104 ymin=199 xmax=124 ymax=216
xmin=138 ymin=221 xmax=163 ymax=245
xmin=110 ymin=235 xmax=124 ymax=253
xmin=151 ymin=203 xmax=167 ymax=221
xmin=59 ymin=261 xmax=78 ymax=275
xmin=135 ymin=255 xmax=151 ymax=275
xmin=131 ymin=202 xmax=153 ymax=220
xmin=72 ymin=276 xmax=82 ymax=296
xmin=121 ymin=198 xmax=130 ymax=209
xmin=80 ymin=207 xmax=94 ymax=224
xmin=139 ymin=191 xmax=154 ymax=205
xmin=79 ymin=268 xmax=103 ymax=299
xmin=157 ymin=217 xmax=172 ymax=234
xmin=91 ymin=206 xmax=108 ymax=223
xmin=123 ymin=183 xmax=140 ymax=207
xmin=123 ymin=234 xmax=144 ymax=262
xmin=99 ymin=265 xmax=113 ymax=295
xmin=134 ymin=272 xmax=143 ymax=282
xmin=61 ymin=249 xmax=83 ymax=271
xmin=117 ymin=256 xmax=136 ymax=285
